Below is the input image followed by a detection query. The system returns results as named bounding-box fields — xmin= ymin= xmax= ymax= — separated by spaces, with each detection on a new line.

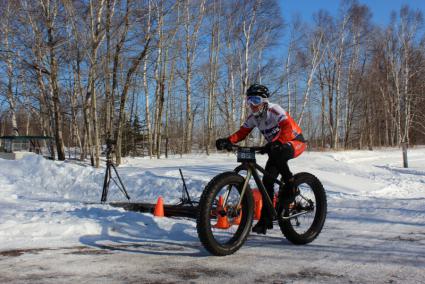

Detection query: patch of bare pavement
xmin=1 ymin=198 xmax=425 ymax=284
xmin=0 ymin=234 xmax=423 ymax=284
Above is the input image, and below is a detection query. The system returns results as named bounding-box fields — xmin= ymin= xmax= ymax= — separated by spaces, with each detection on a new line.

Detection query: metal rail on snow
xmin=107 ymin=168 xmax=198 ymax=218
xmin=179 ymin=168 xmax=196 ymax=207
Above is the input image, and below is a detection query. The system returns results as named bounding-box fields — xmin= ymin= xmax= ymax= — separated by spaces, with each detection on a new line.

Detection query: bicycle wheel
xmin=197 ymin=172 xmax=254 ymax=256
xmin=278 ymin=172 xmax=327 ymax=245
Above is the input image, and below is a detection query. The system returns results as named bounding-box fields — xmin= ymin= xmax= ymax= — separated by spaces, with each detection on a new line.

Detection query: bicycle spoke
xmin=209 ymin=185 xmax=244 ymax=244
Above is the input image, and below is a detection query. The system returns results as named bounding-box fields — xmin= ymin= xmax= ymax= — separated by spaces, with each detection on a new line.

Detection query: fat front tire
xmin=279 ymin=172 xmax=327 ymax=245
xmin=197 ymin=172 xmax=254 ymax=256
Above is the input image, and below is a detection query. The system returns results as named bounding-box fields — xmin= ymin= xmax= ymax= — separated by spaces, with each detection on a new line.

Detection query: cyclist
xmin=216 ymin=84 xmax=306 ymax=234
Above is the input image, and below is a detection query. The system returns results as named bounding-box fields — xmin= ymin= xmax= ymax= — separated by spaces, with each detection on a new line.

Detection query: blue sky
xmin=279 ymin=0 xmax=425 ymax=26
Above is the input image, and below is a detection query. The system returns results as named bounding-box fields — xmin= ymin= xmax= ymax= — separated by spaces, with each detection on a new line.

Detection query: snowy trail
xmin=0 ymin=148 xmax=424 ymax=283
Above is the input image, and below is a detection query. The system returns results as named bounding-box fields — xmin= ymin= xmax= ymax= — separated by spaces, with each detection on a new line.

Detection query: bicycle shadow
xmin=70 ymin=206 xmax=209 ymax=257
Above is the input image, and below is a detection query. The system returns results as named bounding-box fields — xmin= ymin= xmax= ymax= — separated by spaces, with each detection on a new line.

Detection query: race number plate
xmin=237 ymin=147 xmax=256 ymax=162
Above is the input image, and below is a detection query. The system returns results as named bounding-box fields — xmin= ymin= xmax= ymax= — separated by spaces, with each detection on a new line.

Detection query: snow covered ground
xmin=0 ymin=147 xmax=424 ymax=283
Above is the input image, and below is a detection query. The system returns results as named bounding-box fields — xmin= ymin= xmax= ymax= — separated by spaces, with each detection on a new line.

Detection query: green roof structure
xmin=0 ymin=136 xmax=54 ymax=160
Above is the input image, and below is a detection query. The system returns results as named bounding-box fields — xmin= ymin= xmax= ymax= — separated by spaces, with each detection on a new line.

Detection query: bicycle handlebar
xmin=224 ymin=144 xmax=267 ymax=154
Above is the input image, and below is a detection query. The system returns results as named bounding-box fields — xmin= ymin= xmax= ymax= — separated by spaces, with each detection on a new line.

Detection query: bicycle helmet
xmin=246 ymin=84 xmax=270 ymax=98
xmin=246 ymin=84 xmax=269 ymax=117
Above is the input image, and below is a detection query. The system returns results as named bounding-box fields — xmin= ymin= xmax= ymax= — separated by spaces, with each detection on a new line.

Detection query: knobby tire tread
xmin=279 ymin=172 xmax=327 ymax=245
xmin=196 ymin=172 xmax=254 ymax=256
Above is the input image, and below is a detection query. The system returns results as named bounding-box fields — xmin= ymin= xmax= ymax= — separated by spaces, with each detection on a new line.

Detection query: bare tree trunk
xmin=240 ymin=2 xmax=257 ymax=123
xmin=23 ymin=82 xmax=31 ymax=135
xmin=39 ymin=0 xmax=66 ymax=160
xmin=63 ymin=1 xmax=87 ymax=159
xmin=365 ymin=95 xmax=373 ymax=150
xmin=104 ymin=0 xmax=116 ymax=138
xmin=6 ymin=54 xmax=19 ymax=136
xmin=115 ymin=39 xmax=151 ymax=165
xmin=70 ymin=73 xmax=82 ymax=153
xmin=285 ymin=40 xmax=292 ymax=114
xmin=2 ymin=4 xmax=19 ymax=136
xmin=297 ymin=31 xmax=324 ymax=125
xmin=154 ymin=1 xmax=166 ymax=159
xmin=0 ymin=3 xmax=18 ymax=136
xmin=165 ymin=44 xmax=177 ymax=158
xmin=184 ymin=1 xmax=191 ymax=153
xmin=333 ymin=16 xmax=349 ymax=150
xmin=221 ymin=63 xmax=236 ymax=133
xmin=109 ymin=0 xmax=131 ymax=162
xmin=343 ymin=27 xmax=363 ymax=149
xmin=143 ymin=55 xmax=153 ymax=157
xmin=82 ymin=91 xmax=94 ymax=164
xmin=87 ymin=0 xmax=107 ymax=167
xmin=143 ymin=0 xmax=152 ymax=157
xmin=398 ymin=7 xmax=421 ymax=145
xmin=206 ymin=1 xmax=220 ymax=155
xmin=223 ymin=12 xmax=236 ymax=133
xmin=183 ymin=0 xmax=205 ymax=153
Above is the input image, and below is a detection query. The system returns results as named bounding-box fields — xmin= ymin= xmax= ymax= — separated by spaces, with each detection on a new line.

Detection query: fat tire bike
xmin=196 ymin=145 xmax=327 ymax=256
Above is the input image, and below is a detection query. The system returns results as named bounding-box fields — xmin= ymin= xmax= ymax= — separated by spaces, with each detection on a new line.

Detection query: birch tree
xmin=86 ymin=0 xmax=107 ymax=167
xmin=205 ymin=0 xmax=220 ymax=155
xmin=142 ymin=0 xmax=153 ymax=157
xmin=0 ymin=1 xmax=19 ymax=136
xmin=114 ymin=2 xmax=152 ymax=164
xmin=239 ymin=0 xmax=257 ymax=124
xmin=183 ymin=0 xmax=205 ymax=153
xmin=37 ymin=0 xmax=66 ymax=160
xmin=297 ymin=28 xmax=325 ymax=125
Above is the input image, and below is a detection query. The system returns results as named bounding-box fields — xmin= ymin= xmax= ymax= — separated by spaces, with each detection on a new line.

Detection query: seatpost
xmin=251 ymin=167 xmax=277 ymax=219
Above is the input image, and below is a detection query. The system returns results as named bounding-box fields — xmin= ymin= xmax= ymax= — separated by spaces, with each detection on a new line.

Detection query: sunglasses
xmin=246 ymin=96 xmax=264 ymax=106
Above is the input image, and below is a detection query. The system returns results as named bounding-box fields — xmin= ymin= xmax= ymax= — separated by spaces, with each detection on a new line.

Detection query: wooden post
xmin=402 ymin=142 xmax=408 ymax=168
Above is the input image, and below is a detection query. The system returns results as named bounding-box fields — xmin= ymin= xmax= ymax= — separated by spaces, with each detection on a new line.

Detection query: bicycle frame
xmin=236 ymin=161 xmax=285 ymax=221
xmin=198 ymin=145 xmax=326 ymax=256
xmin=219 ymin=145 xmax=313 ymax=222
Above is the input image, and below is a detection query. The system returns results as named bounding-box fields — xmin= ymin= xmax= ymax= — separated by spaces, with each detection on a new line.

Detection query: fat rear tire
xmin=279 ymin=172 xmax=327 ymax=245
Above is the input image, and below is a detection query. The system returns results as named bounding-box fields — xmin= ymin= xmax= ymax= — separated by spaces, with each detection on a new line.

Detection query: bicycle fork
xmin=220 ymin=169 xmax=252 ymax=219
xmin=233 ymin=165 xmax=278 ymax=221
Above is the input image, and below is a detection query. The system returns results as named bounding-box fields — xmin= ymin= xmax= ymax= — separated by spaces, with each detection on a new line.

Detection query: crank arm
xmin=280 ymin=210 xmax=311 ymax=220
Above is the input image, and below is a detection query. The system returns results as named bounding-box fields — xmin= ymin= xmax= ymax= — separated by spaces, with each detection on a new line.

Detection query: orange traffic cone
xmin=252 ymin=189 xmax=262 ymax=220
xmin=213 ymin=196 xmax=231 ymax=229
xmin=153 ymin=196 xmax=164 ymax=217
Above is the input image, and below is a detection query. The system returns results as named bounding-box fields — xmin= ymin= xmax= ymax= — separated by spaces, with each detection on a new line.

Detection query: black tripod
xmin=101 ymin=139 xmax=131 ymax=203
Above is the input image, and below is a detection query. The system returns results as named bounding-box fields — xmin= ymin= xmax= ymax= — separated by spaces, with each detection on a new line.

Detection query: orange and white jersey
xmin=229 ymin=103 xmax=302 ymax=144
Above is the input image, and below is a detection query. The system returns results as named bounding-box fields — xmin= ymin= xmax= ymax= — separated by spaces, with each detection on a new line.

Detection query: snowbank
xmin=0 ymin=148 xmax=424 ymax=252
